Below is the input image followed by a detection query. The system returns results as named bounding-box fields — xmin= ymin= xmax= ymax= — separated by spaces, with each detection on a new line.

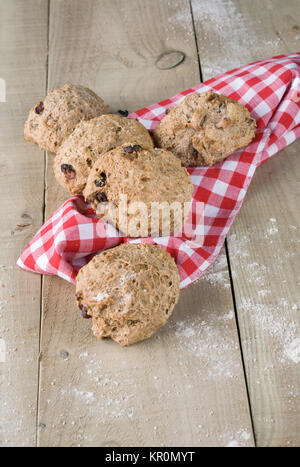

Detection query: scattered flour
xmin=92 ymin=291 xmax=108 ymax=302
xmin=257 ymin=289 xmax=271 ymax=298
xmin=202 ymin=254 xmax=231 ymax=289
xmin=119 ymin=272 xmax=136 ymax=286
xmin=240 ymin=297 xmax=299 ymax=364
xmin=240 ymin=429 xmax=251 ymax=440
xmin=223 ymin=428 xmax=252 ymax=447
xmin=221 ymin=310 xmax=234 ymax=320
xmin=228 ymin=234 xmax=250 ymax=259
xmin=227 ymin=440 xmax=240 ymax=447
xmin=284 ymin=338 xmax=300 ymax=364
xmin=73 ymin=388 xmax=95 ymax=402
xmin=190 ymin=0 xmax=285 ymax=80
xmin=266 ymin=217 xmax=279 ymax=236
xmin=79 ymin=352 xmax=88 ymax=358
xmin=169 ymin=311 xmax=241 ymax=379
xmin=166 ymin=0 xmax=194 ymax=42
xmin=68 ymin=358 xmax=136 ymax=422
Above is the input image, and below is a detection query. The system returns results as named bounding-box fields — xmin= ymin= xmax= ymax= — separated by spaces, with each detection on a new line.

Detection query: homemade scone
xmin=153 ymin=90 xmax=256 ymax=167
xmin=83 ymin=143 xmax=193 ymax=237
xmin=24 ymin=83 xmax=109 ymax=152
xmin=54 ymin=114 xmax=154 ymax=194
xmin=75 ymin=243 xmax=180 ymax=346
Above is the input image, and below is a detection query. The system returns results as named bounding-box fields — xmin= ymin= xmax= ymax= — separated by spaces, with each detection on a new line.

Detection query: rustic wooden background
xmin=0 ymin=0 xmax=299 ymax=447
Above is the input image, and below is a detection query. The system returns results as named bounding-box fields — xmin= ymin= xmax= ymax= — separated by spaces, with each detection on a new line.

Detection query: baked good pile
xmin=24 ymin=83 xmax=256 ymax=346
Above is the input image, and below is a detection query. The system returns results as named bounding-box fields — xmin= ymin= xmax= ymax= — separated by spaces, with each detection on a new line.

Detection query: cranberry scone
xmin=24 ymin=83 xmax=109 ymax=152
xmin=76 ymin=243 xmax=180 ymax=346
xmin=83 ymin=143 xmax=193 ymax=237
xmin=153 ymin=90 xmax=256 ymax=167
xmin=54 ymin=114 xmax=153 ymax=194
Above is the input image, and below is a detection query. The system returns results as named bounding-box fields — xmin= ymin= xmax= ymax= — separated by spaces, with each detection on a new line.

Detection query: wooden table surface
xmin=0 ymin=0 xmax=299 ymax=447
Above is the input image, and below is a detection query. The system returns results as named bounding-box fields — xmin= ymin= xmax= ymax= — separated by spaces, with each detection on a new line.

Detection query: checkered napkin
xmin=18 ymin=54 xmax=300 ymax=288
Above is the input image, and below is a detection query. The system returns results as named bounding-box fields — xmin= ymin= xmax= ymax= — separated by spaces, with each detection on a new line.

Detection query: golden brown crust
xmin=153 ymin=91 xmax=256 ymax=167
xmin=75 ymin=243 xmax=180 ymax=346
xmin=54 ymin=114 xmax=153 ymax=194
xmin=24 ymin=83 xmax=109 ymax=153
xmin=83 ymin=143 xmax=193 ymax=237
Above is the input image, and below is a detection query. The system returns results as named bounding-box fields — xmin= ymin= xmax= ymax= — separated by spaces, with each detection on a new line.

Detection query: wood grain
xmin=228 ymin=144 xmax=300 ymax=447
xmin=0 ymin=0 xmax=48 ymax=447
xmin=191 ymin=0 xmax=300 ymax=78
xmin=38 ymin=0 xmax=254 ymax=447
xmin=191 ymin=0 xmax=300 ymax=447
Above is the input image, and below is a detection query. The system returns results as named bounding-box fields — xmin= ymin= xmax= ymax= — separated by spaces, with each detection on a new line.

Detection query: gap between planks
xmin=36 ymin=0 xmax=51 ymax=448
xmin=189 ymin=0 xmax=256 ymax=445
xmin=37 ymin=0 xmax=255 ymax=447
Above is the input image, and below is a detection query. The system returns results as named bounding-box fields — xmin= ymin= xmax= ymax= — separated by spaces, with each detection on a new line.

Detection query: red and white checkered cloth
xmin=18 ymin=54 xmax=300 ymax=288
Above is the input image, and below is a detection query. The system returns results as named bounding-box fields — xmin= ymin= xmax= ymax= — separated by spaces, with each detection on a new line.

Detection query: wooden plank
xmin=191 ymin=0 xmax=300 ymax=446
xmin=228 ymin=144 xmax=300 ymax=447
xmin=39 ymin=254 xmax=254 ymax=447
xmin=0 ymin=0 xmax=48 ymax=447
xmin=191 ymin=0 xmax=300 ymax=78
xmin=38 ymin=0 xmax=254 ymax=447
